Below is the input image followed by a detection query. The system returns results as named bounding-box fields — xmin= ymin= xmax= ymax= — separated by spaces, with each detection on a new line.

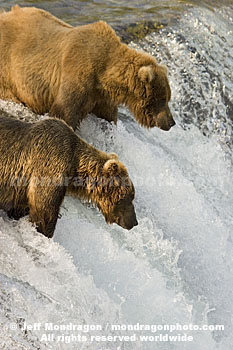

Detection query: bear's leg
xmin=91 ymin=99 xmax=118 ymax=124
xmin=29 ymin=209 xmax=59 ymax=238
xmin=28 ymin=184 xmax=66 ymax=238
xmin=50 ymin=102 xmax=80 ymax=130
xmin=7 ymin=207 xmax=29 ymax=220
xmin=50 ymin=84 xmax=95 ymax=130
xmin=0 ymin=89 xmax=23 ymax=105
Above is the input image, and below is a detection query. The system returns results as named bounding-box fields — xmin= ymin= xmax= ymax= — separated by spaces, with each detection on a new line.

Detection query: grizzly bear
xmin=0 ymin=5 xmax=175 ymax=131
xmin=0 ymin=114 xmax=138 ymax=237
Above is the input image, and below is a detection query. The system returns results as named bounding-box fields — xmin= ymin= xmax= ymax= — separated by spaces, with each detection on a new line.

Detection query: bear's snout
xmin=118 ymin=205 xmax=138 ymax=230
xmin=111 ymin=199 xmax=138 ymax=230
xmin=128 ymin=217 xmax=138 ymax=230
xmin=155 ymin=107 xmax=176 ymax=131
xmin=119 ymin=215 xmax=138 ymax=230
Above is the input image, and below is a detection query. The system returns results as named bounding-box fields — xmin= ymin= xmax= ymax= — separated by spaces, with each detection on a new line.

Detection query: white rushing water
xmin=0 ymin=5 xmax=233 ymax=350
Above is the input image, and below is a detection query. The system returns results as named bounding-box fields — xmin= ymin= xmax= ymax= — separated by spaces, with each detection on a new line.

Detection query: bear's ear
xmin=12 ymin=4 xmax=20 ymax=11
xmin=103 ymin=159 xmax=120 ymax=176
xmin=109 ymin=152 xmax=118 ymax=160
xmin=138 ymin=65 xmax=155 ymax=83
xmin=159 ymin=65 xmax=168 ymax=75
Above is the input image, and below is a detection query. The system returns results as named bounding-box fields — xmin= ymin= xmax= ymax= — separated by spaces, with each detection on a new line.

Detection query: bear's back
xmin=0 ymin=116 xmax=78 ymax=177
xmin=0 ymin=5 xmax=72 ymax=42
xmin=0 ymin=5 xmax=72 ymax=29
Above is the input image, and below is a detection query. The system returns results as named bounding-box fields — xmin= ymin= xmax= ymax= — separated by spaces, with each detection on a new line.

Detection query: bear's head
xmin=97 ymin=154 xmax=138 ymax=230
xmin=130 ymin=64 xmax=175 ymax=130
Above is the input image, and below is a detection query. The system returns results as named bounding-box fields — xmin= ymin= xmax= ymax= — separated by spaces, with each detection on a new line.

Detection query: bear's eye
xmin=157 ymin=99 xmax=166 ymax=110
xmin=160 ymin=99 xmax=166 ymax=105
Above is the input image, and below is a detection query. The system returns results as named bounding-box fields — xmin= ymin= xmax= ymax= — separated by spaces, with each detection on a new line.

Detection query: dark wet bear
xmin=0 ymin=115 xmax=138 ymax=237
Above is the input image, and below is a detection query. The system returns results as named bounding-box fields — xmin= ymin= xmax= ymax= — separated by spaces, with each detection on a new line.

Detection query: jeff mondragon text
xmin=22 ymin=322 xmax=224 ymax=333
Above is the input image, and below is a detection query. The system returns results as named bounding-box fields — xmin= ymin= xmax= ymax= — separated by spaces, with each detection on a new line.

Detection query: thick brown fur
xmin=0 ymin=5 xmax=175 ymax=131
xmin=0 ymin=113 xmax=137 ymax=237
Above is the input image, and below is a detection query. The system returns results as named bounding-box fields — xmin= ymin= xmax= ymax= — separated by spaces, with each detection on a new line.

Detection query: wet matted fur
xmin=0 ymin=115 xmax=137 ymax=237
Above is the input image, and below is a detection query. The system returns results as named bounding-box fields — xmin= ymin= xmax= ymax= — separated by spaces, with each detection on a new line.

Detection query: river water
xmin=0 ymin=1 xmax=233 ymax=350
xmin=0 ymin=0 xmax=233 ymax=27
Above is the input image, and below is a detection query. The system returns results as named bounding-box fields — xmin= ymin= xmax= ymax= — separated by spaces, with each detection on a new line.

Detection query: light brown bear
xmin=0 ymin=114 xmax=138 ymax=237
xmin=0 ymin=5 xmax=175 ymax=131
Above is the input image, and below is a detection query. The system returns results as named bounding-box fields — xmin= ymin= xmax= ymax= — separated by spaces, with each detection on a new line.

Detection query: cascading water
xmin=0 ymin=4 xmax=232 ymax=350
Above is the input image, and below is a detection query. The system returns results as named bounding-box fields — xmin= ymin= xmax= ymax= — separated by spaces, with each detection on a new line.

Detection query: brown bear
xmin=0 ymin=114 xmax=138 ymax=237
xmin=0 ymin=5 xmax=175 ymax=131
